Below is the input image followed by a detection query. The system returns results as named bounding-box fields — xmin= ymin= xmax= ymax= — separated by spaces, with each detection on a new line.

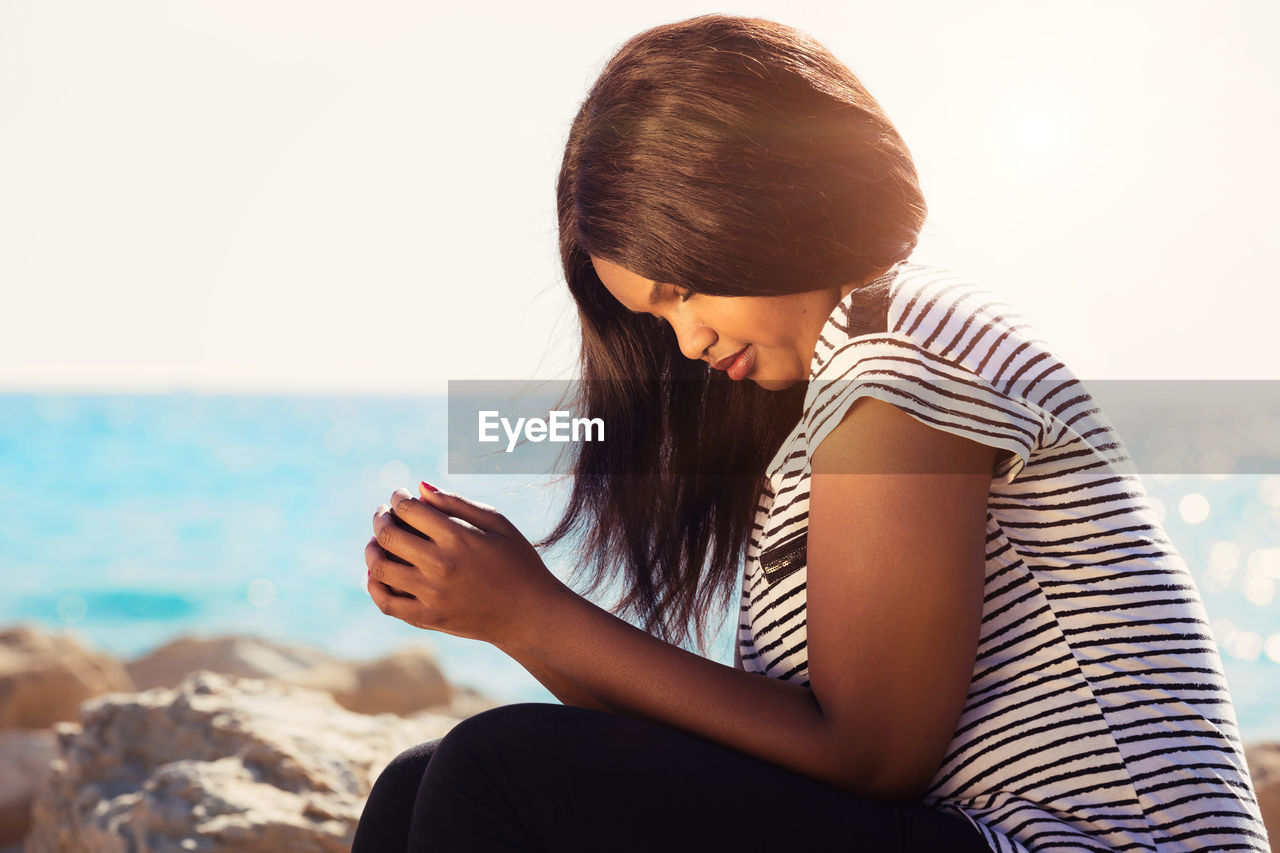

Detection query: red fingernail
xmin=420 ymin=481 xmax=439 ymax=493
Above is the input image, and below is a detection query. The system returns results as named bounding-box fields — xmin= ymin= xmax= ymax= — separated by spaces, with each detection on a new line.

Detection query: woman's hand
xmin=364 ymin=483 xmax=568 ymax=649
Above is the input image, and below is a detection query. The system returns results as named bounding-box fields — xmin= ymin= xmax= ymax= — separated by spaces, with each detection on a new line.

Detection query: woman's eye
xmin=676 ymin=287 xmax=694 ymax=303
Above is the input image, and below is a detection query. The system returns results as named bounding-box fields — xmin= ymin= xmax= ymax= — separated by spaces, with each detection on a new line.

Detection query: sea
xmin=1 ymin=393 xmax=1277 ymax=742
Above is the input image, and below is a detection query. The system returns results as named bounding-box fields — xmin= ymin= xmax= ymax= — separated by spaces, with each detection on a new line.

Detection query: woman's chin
xmin=754 ymin=375 xmax=803 ymax=391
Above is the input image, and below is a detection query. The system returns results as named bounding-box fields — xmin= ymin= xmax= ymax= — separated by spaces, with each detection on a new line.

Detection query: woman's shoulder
xmin=813 ymin=261 xmax=1061 ymax=396
xmin=804 ymin=262 xmax=1087 ymax=485
xmin=805 ymin=263 xmax=1147 ymax=488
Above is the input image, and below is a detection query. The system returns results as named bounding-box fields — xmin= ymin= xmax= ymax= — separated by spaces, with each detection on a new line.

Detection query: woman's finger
xmin=367 ymin=573 xmax=424 ymax=620
xmin=373 ymin=505 xmax=437 ymax=566
xmin=387 ymin=488 xmax=450 ymax=544
xmin=411 ymin=483 xmax=517 ymax=538
xmin=384 ymin=491 xmax=464 ymax=547
xmin=364 ymin=537 xmax=430 ymax=597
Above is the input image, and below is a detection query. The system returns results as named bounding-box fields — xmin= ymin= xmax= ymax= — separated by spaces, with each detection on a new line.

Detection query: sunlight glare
xmin=1178 ymin=493 xmax=1210 ymax=525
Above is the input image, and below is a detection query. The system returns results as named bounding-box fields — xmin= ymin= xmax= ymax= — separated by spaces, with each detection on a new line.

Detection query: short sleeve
xmin=803 ymin=335 xmax=1045 ymax=483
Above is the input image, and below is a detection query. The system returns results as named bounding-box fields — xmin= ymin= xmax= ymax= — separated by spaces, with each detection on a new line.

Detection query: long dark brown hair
xmin=534 ymin=15 xmax=927 ymax=654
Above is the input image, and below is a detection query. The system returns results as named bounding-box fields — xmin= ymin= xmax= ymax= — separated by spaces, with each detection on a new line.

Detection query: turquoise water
xmin=1 ymin=394 xmax=1277 ymax=740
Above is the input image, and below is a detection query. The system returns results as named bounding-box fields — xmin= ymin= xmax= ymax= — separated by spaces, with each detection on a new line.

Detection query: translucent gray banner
xmin=447 ymin=381 xmax=587 ymax=475
xmin=446 ymin=380 xmax=1280 ymax=476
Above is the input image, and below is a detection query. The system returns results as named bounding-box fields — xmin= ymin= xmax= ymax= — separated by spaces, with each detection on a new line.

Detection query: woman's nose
xmin=669 ymin=315 xmax=716 ymax=363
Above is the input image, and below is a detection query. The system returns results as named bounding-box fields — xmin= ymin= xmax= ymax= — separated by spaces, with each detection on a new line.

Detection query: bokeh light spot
xmin=1248 ymin=548 xmax=1280 ymax=579
xmin=1233 ymin=631 xmax=1263 ymax=661
xmin=380 ymin=459 xmax=411 ymax=490
xmin=1265 ymin=634 xmax=1280 ymax=665
xmin=1203 ymin=540 xmax=1240 ymax=594
xmin=247 ymin=579 xmax=276 ymax=607
xmin=1178 ymin=493 xmax=1210 ymax=525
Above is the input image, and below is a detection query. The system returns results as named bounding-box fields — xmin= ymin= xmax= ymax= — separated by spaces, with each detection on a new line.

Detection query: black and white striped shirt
xmin=737 ymin=261 xmax=1268 ymax=852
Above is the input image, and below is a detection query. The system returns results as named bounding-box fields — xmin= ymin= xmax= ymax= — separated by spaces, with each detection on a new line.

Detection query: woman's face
xmin=590 ymin=255 xmax=872 ymax=390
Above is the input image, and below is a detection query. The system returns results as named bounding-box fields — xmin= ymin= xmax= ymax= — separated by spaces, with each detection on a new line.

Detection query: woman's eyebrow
xmin=647 ymin=282 xmax=664 ymax=305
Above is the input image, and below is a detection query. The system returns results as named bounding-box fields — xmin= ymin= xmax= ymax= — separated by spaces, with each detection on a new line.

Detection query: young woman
xmin=352 ymin=15 xmax=1267 ymax=852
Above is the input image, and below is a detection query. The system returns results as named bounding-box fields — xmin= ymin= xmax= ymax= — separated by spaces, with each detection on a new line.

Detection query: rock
xmin=1246 ymin=742 xmax=1280 ymax=850
xmin=0 ymin=625 xmax=134 ymax=729
xmin=24 ymin=671 xmax=461 ymax=853
xmin=127 ymin=635 xmax=461 ymax=717
xmin=0 ymin=729 xmax=56 ymax=845
xmin=124 ymin=635 xmax=339 ymax=691
xmin=298 ymin=647 xmax=452 ymax=716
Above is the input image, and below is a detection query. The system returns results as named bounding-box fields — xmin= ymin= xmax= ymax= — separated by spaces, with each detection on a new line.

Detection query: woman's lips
xmin=709 ymin=346 xmax=749 ymax=372
xmin=708 ymin=344 xmax=756 ymax=381
xmin=726 ymin=344 xmax=755 ymax=380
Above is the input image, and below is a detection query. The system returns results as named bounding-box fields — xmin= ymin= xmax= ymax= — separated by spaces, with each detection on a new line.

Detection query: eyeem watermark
xmin=449 ymin=378 xmax=1280 ymax=475
xmin=478 ymin=410 xmax=604 ymax=453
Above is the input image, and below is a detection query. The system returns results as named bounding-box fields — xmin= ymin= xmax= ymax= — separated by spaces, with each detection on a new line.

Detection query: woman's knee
xmin=372 ymin=736 xmax=441 ymax=788
xmin=352 ymin=737 xmax=444 ymax=852
xmin=428 ymin=702 xmax=599 ymax=775
xmin=439 ymin=702 xmax=589 ymax=747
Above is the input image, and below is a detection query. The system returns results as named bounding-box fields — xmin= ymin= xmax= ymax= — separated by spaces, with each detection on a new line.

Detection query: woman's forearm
xmin=496 ymin=587 xmax=862 ymax=795
xmin=506 ymin=647 xmax=616 ymax=713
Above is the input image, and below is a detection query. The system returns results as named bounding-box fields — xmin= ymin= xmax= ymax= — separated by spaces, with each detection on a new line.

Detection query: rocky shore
xmin=0 ymin=624 xmax=498 ymax=852
xmin=1 ymin=623 xmax=1277 ymax=851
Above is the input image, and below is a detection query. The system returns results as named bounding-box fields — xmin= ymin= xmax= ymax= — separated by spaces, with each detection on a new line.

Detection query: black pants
xmin=351 ymin=702 xmax=991 ymax=852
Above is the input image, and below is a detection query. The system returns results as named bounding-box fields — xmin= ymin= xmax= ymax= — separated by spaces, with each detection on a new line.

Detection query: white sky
xmin=1 ymin=0 xmax=1276 ymax=393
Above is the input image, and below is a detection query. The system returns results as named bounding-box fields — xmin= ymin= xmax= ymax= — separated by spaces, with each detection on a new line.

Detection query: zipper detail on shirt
xmin=760 ymin=528 xmax=807 ymax=585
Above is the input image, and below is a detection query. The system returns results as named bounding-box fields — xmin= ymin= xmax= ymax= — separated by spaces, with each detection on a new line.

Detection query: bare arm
xmin=507 ymin=648 xmax=615 ymax=713
xmin=515 ymin=583 xmax=743 ymax=710
xmin=498 ymin=398 xmax=993 ymax=799
xmin=512 ymin=601 xmax=744 ymax=711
